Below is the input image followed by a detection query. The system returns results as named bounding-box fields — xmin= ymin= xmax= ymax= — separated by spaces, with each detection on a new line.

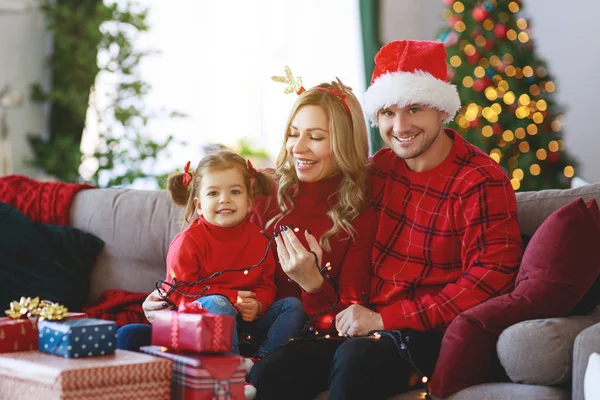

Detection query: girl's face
xmin=286 ymin=105 xmax=339 ymax=183
xmin=194 ymin=167 xmax=251 ymax=228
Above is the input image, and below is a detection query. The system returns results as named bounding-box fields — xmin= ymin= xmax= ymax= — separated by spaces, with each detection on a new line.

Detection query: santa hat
xmin=364 ymin=40 xmax=461 ymax=125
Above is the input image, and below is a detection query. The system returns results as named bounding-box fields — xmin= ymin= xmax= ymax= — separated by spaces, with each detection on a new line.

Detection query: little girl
xmin=162 ymin=150 xmax=306 ymax=363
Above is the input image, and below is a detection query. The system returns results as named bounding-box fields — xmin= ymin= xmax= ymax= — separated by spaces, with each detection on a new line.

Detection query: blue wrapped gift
xmin=38 ymin=318 xmax=116 ymax=358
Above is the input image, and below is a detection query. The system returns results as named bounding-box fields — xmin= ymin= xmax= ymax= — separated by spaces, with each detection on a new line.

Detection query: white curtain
xmin=84 ymin=0 xmax=365 ymax=187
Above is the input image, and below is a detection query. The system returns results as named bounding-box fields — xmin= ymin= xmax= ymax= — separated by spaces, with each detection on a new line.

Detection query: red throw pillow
xmin=429 ymin=198 xmax=600 ymax=398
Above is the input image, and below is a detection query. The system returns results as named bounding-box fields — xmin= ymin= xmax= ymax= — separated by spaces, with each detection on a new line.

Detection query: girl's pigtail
xmin=251 ymin=170 xmax=274 ymax=197
xmin=167 ymin=172 xmax=193 ymax=207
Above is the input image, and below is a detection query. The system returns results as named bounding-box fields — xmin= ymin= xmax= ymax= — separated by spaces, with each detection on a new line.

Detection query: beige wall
xmin=0 ymin=3 xmax=48 ymax=177
xmin=379 ymin=0 xmax=600 ymax=183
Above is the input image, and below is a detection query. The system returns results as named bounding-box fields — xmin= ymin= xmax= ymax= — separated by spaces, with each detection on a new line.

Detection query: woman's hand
xmin=275 ymin=227 xmax=324 ymax=292
xmin=143 ymin=289 xmax=169 ymax=324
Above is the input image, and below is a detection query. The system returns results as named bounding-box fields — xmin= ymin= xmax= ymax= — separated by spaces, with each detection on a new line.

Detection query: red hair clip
xmin=182 ymin=161 xmax=193 ymax=187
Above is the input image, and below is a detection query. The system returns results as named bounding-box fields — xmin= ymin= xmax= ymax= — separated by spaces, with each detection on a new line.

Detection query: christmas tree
xmin=437 ymin=0 xmax=577 ymax=191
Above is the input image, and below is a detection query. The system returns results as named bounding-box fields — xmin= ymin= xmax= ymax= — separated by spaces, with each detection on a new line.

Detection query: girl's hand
xmin=143 ymin=289 xmax=169 ymax=324
xmin=275 ymin=227 xmax=324 ymax=292
xmin=235 ymin=296 xmax=262 ymax=322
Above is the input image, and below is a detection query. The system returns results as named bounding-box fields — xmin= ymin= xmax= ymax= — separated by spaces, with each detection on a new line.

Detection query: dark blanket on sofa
xmin=0 ymin=201 xmax=104 ymax=311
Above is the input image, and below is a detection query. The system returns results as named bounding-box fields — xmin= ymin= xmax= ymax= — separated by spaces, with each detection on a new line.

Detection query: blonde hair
xmin=270 ymin=79 xmax=370 ymax=251
xmin=167 ymin=150 xmax=273 ymax=224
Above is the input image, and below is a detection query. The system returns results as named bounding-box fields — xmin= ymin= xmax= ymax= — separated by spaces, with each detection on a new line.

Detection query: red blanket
xmin=83 ymin=290 xmax=150 ymax=328
xmin=0 ymin=174 xmax=94 ymax=226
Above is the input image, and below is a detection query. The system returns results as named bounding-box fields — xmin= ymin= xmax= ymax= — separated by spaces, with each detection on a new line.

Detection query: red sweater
xmin=251 ymin=175 xmax=377 ymax=333
xmin=369 ymin=129 xmax=523 ymax=332
xmin=164 ymin=216 xmax=276 ymax=312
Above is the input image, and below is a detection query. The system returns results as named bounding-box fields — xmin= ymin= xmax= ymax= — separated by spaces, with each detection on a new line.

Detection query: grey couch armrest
xmin=573 ymin=322 xmax=600 ymax=400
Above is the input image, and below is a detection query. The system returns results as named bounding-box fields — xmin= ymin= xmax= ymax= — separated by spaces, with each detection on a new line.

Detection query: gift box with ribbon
xmin=141 ymin=345 xmax=244 ymax=400
xmin=0 ymin=349 xmax=172 ymax=399
xmin=152 ymin=302 xmax=234 ymax=354
xmin=38 ymin=318 xmax=117 ymax=358
xmin=1 ymin=297 xmax=85 ymax=354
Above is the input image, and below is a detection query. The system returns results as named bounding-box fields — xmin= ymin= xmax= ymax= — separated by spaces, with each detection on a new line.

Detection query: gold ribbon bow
xmin=5 ymin=297 xmax=68 ymax=321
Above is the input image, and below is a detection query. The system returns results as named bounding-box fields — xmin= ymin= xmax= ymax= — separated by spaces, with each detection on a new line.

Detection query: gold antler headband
xmin=271 ymin=66 xmax=305 ymax=95
xmin=271 ymin=66 xmax=352 ymax=118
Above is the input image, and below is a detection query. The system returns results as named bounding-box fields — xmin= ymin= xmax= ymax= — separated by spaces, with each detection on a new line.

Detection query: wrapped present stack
xmin=0 ymin=297 xmax=85 ymax=354
xmin=142 ymin=301 xmax=246 ymax=400
xmin=0 ymin=297 xmax=173 ymax=399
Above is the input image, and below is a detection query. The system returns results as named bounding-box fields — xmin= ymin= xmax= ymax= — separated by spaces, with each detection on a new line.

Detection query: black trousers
xmin=249 ymin=330 xmax=443 ymax=400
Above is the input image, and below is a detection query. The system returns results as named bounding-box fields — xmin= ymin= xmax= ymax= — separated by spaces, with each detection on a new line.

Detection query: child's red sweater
xmin=251 ymin=175 xmax=377 ymax=333
xmin=164 ymin=216 xmax=276 ymax=312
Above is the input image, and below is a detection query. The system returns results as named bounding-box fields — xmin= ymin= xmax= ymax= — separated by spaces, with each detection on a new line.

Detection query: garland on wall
xmin=29 ymin=0 xmax=180 ymax=187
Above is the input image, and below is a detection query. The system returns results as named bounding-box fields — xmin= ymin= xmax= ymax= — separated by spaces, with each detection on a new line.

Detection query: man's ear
xmin=440 ymin=111 xmax=449 ymax=123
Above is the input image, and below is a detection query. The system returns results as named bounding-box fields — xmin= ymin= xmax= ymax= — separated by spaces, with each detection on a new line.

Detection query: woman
xmin=250 ymin=77 xmax=375 ymax=335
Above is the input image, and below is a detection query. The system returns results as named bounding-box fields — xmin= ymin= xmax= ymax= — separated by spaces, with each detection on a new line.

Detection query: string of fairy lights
xmin=440 ymin=0 xmax=575 ymax=190
xmin=156 ymin=224 xmax=339 ymax=338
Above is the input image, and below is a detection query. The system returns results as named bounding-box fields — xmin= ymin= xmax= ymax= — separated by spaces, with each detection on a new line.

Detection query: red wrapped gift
xmin=141 ymin=345 xmax=244 ymax=400
xmin=0 ymin=349 xmax=171 ymax=399
xmin=0 ymin=312 xmax=85 ymax=354
xmin=0 ymin=318 xmax=37 ymax=353
xmin=152 ymin=302 xmax=234 ymax=353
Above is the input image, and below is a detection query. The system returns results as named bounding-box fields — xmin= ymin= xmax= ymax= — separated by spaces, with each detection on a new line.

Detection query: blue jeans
xmin=116 ymin=296 xmax=306 ymax=358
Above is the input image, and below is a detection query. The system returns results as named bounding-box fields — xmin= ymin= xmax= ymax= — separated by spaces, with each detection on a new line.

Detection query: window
xmin=84 ymin=0 xmax=365 ymax=186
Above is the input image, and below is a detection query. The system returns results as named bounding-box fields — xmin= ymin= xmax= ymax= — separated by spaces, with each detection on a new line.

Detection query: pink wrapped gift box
xmin=0 ymin=349 xmax=172 ymax=399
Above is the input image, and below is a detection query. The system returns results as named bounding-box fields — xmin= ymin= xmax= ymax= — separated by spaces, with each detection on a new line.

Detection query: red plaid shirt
xmin=369 ymin=129 xmax=523 ymax=331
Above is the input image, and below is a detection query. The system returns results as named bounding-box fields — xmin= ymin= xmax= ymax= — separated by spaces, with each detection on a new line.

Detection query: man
xmin=253 ymin=39 xmax=524 ymax=400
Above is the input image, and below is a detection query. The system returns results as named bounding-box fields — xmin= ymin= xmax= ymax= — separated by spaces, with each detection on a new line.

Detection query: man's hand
xmin=142 ymin=289 xmax=169 ymax=324
xmin=235 ymin=291 xmax=261 ymax=322
xmin=335 ymin=304 xmax=384 ymax=337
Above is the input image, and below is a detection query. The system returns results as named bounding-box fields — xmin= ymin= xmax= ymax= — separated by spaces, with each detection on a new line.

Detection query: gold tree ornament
xmin=271 ymin=66 xmax=305 ymax=94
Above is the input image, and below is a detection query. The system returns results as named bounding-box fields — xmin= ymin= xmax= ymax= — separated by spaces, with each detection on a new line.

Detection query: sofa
xmin=70 ymin=183 xmax=600 ymax=400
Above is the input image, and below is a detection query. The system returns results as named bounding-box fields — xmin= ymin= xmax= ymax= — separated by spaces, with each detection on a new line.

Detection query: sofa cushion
xmin=70 ymin=189 xmax=182 ymax=303
xmin=0 ymin=201 xmax=104 ymax=311
xmin=584 ymin=353 xmax=600 ymax=400
xmin=429 ymin=198 xmax=600 ymax=397
xmin=497 ymin=316 xmax=600 ymax=385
